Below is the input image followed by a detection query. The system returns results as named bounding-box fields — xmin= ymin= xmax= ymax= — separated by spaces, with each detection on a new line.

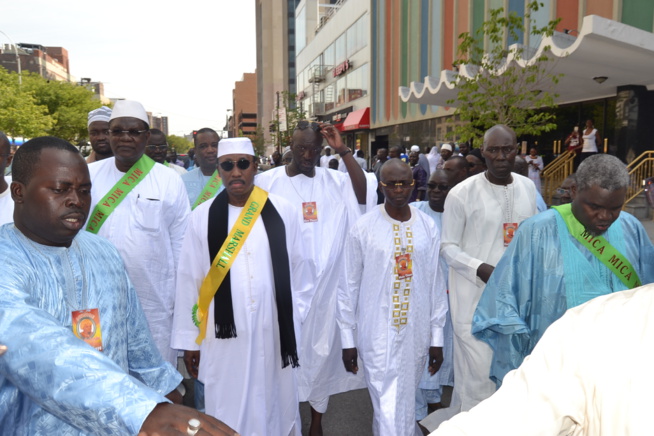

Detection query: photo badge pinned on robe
xmin=72 ymin=308 xmax=104 ymax=351
xmin=503 ymin=222 xmax=518 ymax=247
xmin=303 ymin=201 xmax=318 ymax=223
xmin=396 ymin=253 xmax=413 ymax=279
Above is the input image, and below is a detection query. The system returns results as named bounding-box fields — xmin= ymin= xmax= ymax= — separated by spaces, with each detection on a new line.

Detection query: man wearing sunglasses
xmin=255 ymin=120 xmax=374 ymax=436
xmin=146 ymin=128 xmax=187 ymax=175
xmin=88 ymin=100 xmax=190 ymax=369
xmin=172 ymin=137 xmax=310 ymax=435
xmin=339 ymin=159 xmax=447 ymax=435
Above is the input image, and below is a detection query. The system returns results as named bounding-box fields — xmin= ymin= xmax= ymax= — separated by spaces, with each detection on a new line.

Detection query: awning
xmin=399 ymin=15 xmax=654 ymax=107
xmin=342 ymin=108 xmax=370 ymax=131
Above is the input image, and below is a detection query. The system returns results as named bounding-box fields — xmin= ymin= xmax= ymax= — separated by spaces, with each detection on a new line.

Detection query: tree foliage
xmin=0 ymin=67 xmax=102 ymax=142
xmin=269 ymin=91 xmax=306 ymax=152
xmin=167 ymin=134 xmax=193 ymax=154
xmin=448 ymin=1 xmax=562 ymax=144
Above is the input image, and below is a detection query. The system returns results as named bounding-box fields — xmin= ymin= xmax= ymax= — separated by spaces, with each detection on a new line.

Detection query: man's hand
xmin=138 ymin=403 xmax=238 ymax=436
xmin=477 ymin=263 xmax=495 ymax=284
xmin=428 ymin=347 xmax=444 ymax=376
xmin=0 ymin=344 xmax=6 ymax=356
xmin=319 ymin=123 xmax=346 ymax=154
xmin=342 ymin=348 xmax=359 ymax=374
xmin=184 ymin=350 xmax=200 ymax=379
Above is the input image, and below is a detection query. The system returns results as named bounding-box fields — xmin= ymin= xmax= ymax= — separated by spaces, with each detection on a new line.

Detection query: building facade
xmin=0 ymin=43 xmax=72 ymax=82
xmin=230 ymin=72 xmax=258 ymax=139
xmin=295 ymin=0 xmax=371 ymax=155
xmin=256 ymin=0 xmax=300 ymax=153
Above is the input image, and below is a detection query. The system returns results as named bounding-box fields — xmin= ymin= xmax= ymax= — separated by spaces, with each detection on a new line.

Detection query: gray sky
xmin=1 ymin=0 xmax=257 ymax=136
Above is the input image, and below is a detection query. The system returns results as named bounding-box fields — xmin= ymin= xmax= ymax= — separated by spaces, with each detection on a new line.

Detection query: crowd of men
xmin=1 ymin=100 xmax=653 ymax=436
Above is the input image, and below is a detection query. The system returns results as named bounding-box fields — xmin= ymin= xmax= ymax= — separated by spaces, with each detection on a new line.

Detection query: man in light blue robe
xmin=474 ymin=154 xmax=654 ymax=387
xmin=413 ymin=170 xmax=455 ymax=420
xmin=0 ymin=137 xmax=234 ymax=436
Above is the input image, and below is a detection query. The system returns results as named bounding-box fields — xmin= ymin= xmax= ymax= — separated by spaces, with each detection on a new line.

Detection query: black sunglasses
xmin=427 ymin=183 xmax=450 ymax=191
xmin=296 ymin=120 xmax=322 ymax=132
xmin=219 ymin=158 xmax=254 ymax=172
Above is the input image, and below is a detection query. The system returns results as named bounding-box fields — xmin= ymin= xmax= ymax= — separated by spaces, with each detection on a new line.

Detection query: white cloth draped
xmin=171 ymin=193 xmax=309 ymax=436
xmin=432 ymin=284 xmax=654 ymax=436
xmin=88 ymin=157 xmax=190 ymax=365
xmin=439 ymin=173 xmax=537 ymax=414
xmin=0 ymin=176 xmax=13 ymax=225
xmin=255 ymin=166 xmax=375 ymax=406
xmin=340 ymin=205 xmax=447 ymax=435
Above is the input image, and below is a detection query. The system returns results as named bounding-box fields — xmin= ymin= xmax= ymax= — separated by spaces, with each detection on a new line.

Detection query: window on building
xmin=347 ymin=63 xmax=368 ymax=102
xmin=296 ymin=5 xmax=307 ymax=53
xmin=324 ymin=84 xmax=335 ymax=112
xmin=336 ymin=76 xmax=347 ymax=107
xmin=334 ymin=33 xmax=346 ymax=65
xmin=324 ymin=43 xmax=335 ymax=70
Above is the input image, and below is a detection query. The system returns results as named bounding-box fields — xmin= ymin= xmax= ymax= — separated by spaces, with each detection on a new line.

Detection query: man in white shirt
xmin=146 ymin=129 xmax=187 ymax=175
xmin=172 ymin=138 xmax=309 ymax=435
xmin=87 ymin=100 xmax=190 ymax=366
xmin=437 ymin=125 xmax=537 ymax=420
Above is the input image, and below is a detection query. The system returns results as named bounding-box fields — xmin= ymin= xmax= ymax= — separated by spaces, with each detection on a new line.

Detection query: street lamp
xmin=0 ymin=30 xmax=22 ymax=85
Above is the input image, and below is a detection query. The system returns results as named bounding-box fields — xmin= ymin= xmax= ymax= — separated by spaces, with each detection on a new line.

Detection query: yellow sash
xmin=193 ymin=186 xmax=268 ymax=345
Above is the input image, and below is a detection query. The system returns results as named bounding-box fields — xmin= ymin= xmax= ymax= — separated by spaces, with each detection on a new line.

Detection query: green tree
xmin=269 ymin=91 xmax=306 ymax=151
xmin=167 ymin=134 xmax=193 ymax=154
xmin=0 ymin=68 xmax=53 ymax=139
xmin=22 ymin=72 xmax=101 ymax=142
xmin=448 ymin=1 xmax=562 ymax=144
xmin=250 ymin=125 xmax=266 ymax=157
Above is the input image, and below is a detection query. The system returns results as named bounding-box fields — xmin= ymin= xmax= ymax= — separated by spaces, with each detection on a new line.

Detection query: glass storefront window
xmin=336 ymin=76 xmax=347 ymax=107
xmin=346 ymin=63 xmax=368 ymax=102
xmin=334 ymin=34 xmax=346 ymax=65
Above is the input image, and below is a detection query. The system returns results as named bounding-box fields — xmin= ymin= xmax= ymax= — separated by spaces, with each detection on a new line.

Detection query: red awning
xmin=342 ymin=108 xmax=370 ymax=131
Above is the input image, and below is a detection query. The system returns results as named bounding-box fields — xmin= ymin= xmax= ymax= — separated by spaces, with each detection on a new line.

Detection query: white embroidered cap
xmin=87 ymin=106 xmax=112 ymax=126
xmin=218 ymin=137 xmax=255 ymax=158
xmin=109 ymin=100 xmax=149 ymax=126
xmin=441 ymin=143 xmax=453 ymax=152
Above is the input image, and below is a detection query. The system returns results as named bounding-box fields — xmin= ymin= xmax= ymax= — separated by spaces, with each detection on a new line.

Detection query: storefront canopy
xmin=399 ymin=15 xmax=654 ymax=107
xmin=342 ymin=107 xmax=370 ymax=131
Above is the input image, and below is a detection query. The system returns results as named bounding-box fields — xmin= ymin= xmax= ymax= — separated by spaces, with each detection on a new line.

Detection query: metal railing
xmin=541 ymin=150 xmax=575 ymax=205
xmin=625 ymin=151 xmax=654 ymax=207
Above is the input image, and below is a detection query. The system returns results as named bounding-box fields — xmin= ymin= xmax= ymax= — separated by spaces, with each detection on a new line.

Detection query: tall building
xmin=147 ymin=113 xmax=169 ymax=136
xmin=0 ymin=43 xmax=72 ymax=82
xmin=255 ymin=0 xmax=300 ymax=152
xmin=295 ymin=0 xmax=371 ymax=154
xmin=230 ymin=72 xmax=258 ymax=139
xmin=388 ymin=0 xmax=654 ymax=162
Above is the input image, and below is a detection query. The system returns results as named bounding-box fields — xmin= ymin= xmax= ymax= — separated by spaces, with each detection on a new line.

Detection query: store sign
xmin=333 ymin=60 xmax=351 ymax=77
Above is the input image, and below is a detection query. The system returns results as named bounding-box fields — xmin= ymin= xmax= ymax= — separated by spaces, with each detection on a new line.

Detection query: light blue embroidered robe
xmin=473 ymin=209 xmax=654 ymax=387
xmin=0 ymin=225 xmax=181 ymax=435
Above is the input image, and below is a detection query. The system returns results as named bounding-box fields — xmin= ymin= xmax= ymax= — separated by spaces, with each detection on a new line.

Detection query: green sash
xmin=553 ymin=204 xmax=641 ymax=289
xmin=191 ymin=170 xmax=223 ymax=210
xmin=86 ymin=155 xmax=156 ymax=234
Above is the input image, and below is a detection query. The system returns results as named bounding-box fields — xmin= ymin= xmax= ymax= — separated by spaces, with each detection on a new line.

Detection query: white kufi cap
xmin=218 ymin=137 xmax=255 ymax=158
xmin=87 ymin=106 xmax=112 ymax=126
xmin=441 ymin=143 xmax=453 ymax=152
xmin=109 ymin=100 xmax=149 ymax=126
xmin=410 ymin=145 xmax=420 ymax=152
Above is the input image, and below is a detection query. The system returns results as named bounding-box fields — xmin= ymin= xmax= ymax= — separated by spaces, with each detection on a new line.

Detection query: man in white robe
xmin=172 ymin=138 xmax=310 ymax=436
xmin=255 ymin=120 xmax=375 ymax=435
xmin=0 ymin=131 xmax=13 ymax=225
xmin=439 ymin=125 xmax=537 ymax=417
xmin=87 ymin=100 xmax=190 ymax=366
xmin=340 ymin=159 xmax=447 ymax=435
xmin=0 ymin=137 xmax=234 ymax=436
xmin=432 ymin=283 xmax=654 ymax=436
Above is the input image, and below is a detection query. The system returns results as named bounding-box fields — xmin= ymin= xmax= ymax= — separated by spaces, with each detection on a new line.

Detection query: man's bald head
xmin=380 ymin=158 xmax=412 ymax=181
xmin=483 ymin=124 xmax=517 ymax=146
